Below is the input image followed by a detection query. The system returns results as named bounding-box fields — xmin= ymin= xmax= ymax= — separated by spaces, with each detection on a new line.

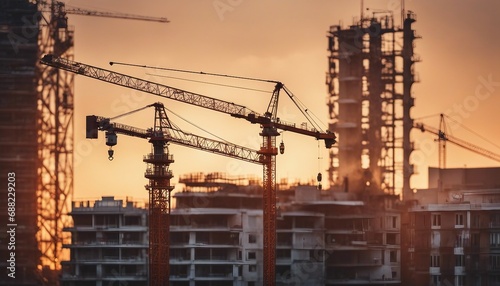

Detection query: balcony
xmin=194 ymin=248 xmax=232 ymax=262
xmin=194 ymin=264 xmax=233 ymax=280
xmin=351 ymin=240 xmax=367 ymax=246
xmin=455 ymin=266 xmax=465 ymax=275
xmin=429 ymin=267 xmax=440 ymax=275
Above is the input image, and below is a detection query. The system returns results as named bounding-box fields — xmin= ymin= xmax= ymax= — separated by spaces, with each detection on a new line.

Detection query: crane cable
xmin=145 ymin=73 xmax=270 ymax=93
xmin=443 ymin=114 xmax=500 ymax=151
xmin=110 ymin=60 xmax=330 ymax=136
xmin=107 ymin=102 xmax=233 ymax=144
xmin=282 ymin=85 xmax=327 ymax=133
xmin=317 ymin=140 xmax=323 ymax=190
xmin=109 ymin=61 xmax=280 ymax=84
xmin=161 ymin=105 xmax=233 ymax=144
xmin=109 ymin=103 xmax=155 ymax=121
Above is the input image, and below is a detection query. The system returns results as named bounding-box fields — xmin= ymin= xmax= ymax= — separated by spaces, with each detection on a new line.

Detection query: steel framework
xmin=326 ymin=12 xmax=418 ymax=198
xmin=37 ymin=1 xmax=74 ymax=270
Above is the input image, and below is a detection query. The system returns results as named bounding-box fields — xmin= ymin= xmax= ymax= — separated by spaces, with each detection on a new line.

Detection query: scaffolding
xmin=36 ymin=0 xmax=74 ymax=273
xmin=179 ymin=172 xmax=262 ymax=191
xmin=326 ymin=11 xmax=419 ymax=199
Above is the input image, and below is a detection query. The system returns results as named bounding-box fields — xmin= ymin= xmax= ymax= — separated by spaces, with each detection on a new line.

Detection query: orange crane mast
xmin=40 ymin=54 xmax=337 ymax=285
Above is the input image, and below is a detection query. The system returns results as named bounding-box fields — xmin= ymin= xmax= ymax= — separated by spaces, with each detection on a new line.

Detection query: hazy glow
xmin=67 ymin=0 xmax=500 ymax=200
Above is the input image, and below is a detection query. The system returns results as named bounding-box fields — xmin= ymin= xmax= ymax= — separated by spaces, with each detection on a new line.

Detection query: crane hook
xmin=108 ymin=147 xmax=114 ymax=161
xmin=317 ymin=172 xmax=322 ymax=190
xmin=279 ymin=141 xmax=285 ymax=155
xmin=279 ymin=132 xmax=285 ymax=155
xmin=105 ymin=131 xmax=117 ymax=161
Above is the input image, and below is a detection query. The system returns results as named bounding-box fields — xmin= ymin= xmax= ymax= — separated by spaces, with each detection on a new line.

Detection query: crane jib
xmin=40 ymin=54 xmax=253 ymax=118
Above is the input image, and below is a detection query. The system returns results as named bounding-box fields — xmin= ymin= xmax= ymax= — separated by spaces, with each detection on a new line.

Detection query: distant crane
xmin=40 ymin=54 xmax=336 ymax=285
xmin=87 ymin=102 xmax=263 ymax=285
xmin=415 ymin=114 xmax=500 ymax=168
xmin=40 ymin=1 xmax=169 ymax=23
xmin=36 ymin=0 xmax=168 ymax=276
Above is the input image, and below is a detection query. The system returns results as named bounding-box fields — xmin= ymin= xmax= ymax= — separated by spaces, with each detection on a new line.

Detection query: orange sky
xmin=65 ymin=0 xmax=500 ymax=201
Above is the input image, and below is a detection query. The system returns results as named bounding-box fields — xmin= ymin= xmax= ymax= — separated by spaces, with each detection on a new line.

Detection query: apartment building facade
xmin=403 ymin=167 xmax=500 ymax=286
xmin=60 ymin=196 xmax=148 ymax=286
xmin=61 ymin=173 xmax=403 ymax=285
xmin=169 ymin=173 xmax=402 ymax=285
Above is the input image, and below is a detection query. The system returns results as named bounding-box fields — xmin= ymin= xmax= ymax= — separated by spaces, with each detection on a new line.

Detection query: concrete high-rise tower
xmin=326 ymin=11 xmax=419 ymax=199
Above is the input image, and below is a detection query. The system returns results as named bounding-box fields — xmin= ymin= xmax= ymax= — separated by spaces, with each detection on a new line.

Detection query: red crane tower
xmin=40 ymin=54 xmax=337 ymax=285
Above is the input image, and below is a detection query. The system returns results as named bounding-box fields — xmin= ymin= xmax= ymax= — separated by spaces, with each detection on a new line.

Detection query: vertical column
xmin=259 ymin=129 xmax=278 ymax=285
xmin=144 ymin=141 xmax=174 ymax=286
xmin=402 ymin=12 xmax=418 ymax=200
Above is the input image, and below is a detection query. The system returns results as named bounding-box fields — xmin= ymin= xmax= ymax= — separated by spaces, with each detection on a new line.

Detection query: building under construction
xmin=326 ymin=11 xmax=419 ymax=199
xmin=0 ymin=1 xmax=42 ymax=285
xmin=163 ymin=173 xmax=403 ymax=285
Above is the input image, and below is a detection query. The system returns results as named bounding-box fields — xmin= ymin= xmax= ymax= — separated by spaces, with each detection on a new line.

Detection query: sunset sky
xmin=63 ymin=0 xmax=500 ymax=201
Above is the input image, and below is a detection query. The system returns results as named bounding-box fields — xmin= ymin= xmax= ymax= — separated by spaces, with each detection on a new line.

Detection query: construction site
xmin=2 ymin=1 xmax=500 ymax=285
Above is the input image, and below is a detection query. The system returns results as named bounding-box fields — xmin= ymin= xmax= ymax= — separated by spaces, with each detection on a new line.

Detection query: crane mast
xmin=146 ymin=115 xmax=173 ymax=286
xmin=41 ymin=55 xmax=336 ymax=285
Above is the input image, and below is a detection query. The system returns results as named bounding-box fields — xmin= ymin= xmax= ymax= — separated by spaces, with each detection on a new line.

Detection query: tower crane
xmin=415 ymin=114 xmax=500 ymax=166
xmin=40 ymin=54 xmax=337 ymax=285
xmin=87 ymin=102 xmax=262 ymax=285
xmin=39 ymin=1 xmax=169 ymax=23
